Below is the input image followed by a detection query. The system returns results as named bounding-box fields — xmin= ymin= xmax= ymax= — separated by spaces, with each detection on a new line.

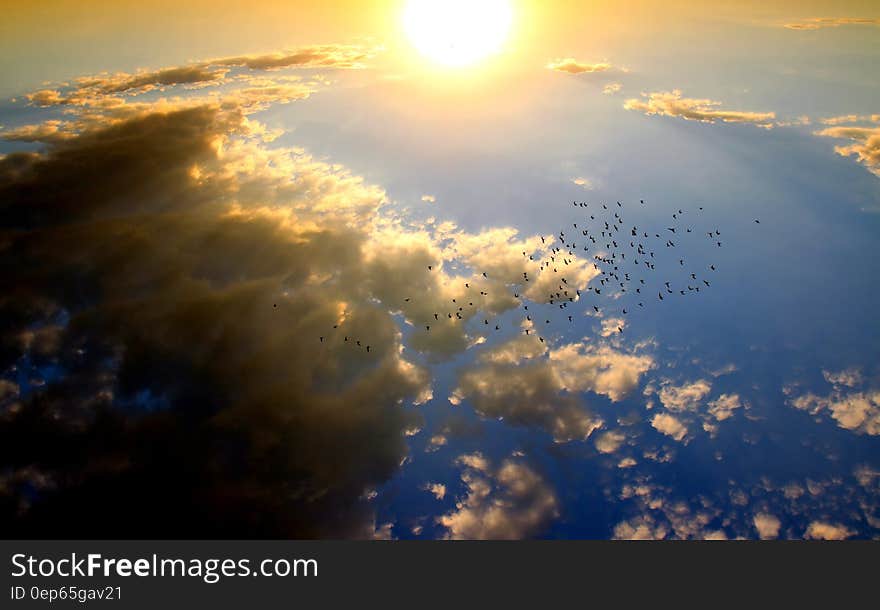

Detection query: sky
xmin=0 ymin=1 xmax=878 ymax=539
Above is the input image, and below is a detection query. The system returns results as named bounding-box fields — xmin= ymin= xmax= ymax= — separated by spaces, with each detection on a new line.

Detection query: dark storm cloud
xmin=0 ymin=98 xmax=435 ymax=538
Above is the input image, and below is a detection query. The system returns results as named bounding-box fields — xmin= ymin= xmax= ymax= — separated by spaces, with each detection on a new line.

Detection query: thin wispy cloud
xmin=546 ymin=58 xmax=613 ymax=74
xmin=784 ymin=17 xmax=880 ymax=31
xmin=624 ymin=90 xmax=776 ymax=128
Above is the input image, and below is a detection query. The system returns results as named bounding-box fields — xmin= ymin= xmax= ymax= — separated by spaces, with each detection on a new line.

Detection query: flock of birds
xmin=286 ymin=198 xmax=760 ymax=353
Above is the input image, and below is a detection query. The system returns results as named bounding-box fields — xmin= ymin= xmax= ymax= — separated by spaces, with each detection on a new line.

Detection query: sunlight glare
xmin=403 ymin=0 xmax=513 ymax=67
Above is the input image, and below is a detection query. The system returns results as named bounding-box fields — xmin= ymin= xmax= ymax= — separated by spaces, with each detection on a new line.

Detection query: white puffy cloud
xmin=450 ymin=336 xmax=653 ymax=442
xmin=618 ymin=457 xmax=637 ymax=468
xmin=595 ymin=430 xmax=627 ymax=454
xmin=707 ymin=393 xmax=744 ymax=421
xmin=658 ymin=379 xmax=712 ymax=412
xmin=438 ymin=454 xmax=559 ymax=539
xmin=753 ymin=513 xmax=781 ymax=539
xmin=789 ymin=389 xmax=880 ymax=436
xmin=651 ymin=413 xmax=688 ymax=442
xmin=804 ymin=521 xmax=853 ymax=540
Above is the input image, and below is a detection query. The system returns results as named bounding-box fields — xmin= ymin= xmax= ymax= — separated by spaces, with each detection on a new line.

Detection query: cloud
xmin=753 ymin=513 xmax=781 ymax=539
xmin=613 ymin=515 xmax=669 ymax=540
xmin=651 ymin=413 xmax=688 ymax=442
xmin=548 ymin=342 xmax=655 ymax=402
xmin=820 ymin=114 xmax=880 ymax=126
xmin=823 ymin=368 xmax=863 ymax=388
xmin=600 ymin=317 xmax=625 ymax=337
xmin=788 ymin=370 xmax=879 ymax=436
xmin=423 ymin=483 xmax=447 ymax=500
xmin=20 ymin=44 xmax=376 ymax=108
xmin=614 ymin=480 xmax=730 ymax=539
xmin=815 ymin=125 xmax=880 ymax=177
xmin=595 ymin=430 xmax=626 ymax=454
xmin=648 ymin=379 xmax=744 ymax=437
xmin=602 ymin=83 xmax=622 ymax=95
xmin=0 ymin=99 xmax=448 ymax=537
xmin=804 ymin=521 xmax=853 ymax=540
xmin=0 ymin=45 xmax=601 ymax=537
xmin=707 ymin=393 xmax=744 ymax=421
xmin=212 ymin=45 xmax=377 ymax=70
xmin=5 ymin=45 xmax=673 ymax=536
xmin=5 ymin=77 xmax=320 ymax=144
xmin=450 ymin=351 xmax=603 ymax=443
xmin=438 ymin=453 xmax=559 ymax=539
xmin=0 ymin=120 xmax=75 ymax=143
xmin=449 ymin=336 xmax=653 ymax=442
xmin=426 ymin=435 xmax=448 ymax=452
xmin=624 ymin=90 xmax=776 ymax=128
xmin=658 ymin=379 xmax=712 ymax=412
xmin=789 ymin=390 xmax=880 ymax=435
xmin=854 ymin=464 xmax=880 ymax=489
xmin=784 ymin=18 xmax=880 ymax=31
xmin=546 ymin=59 xmax=613 ymax=74
xmin=570 ymin=177 xmax=594 ymax=190
xmin=78 ymin=66 xmax=231 ymax=95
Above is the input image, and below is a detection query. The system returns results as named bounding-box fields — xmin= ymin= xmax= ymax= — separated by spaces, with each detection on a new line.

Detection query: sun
xmin=403 ymin=0 xmax=513 ymax=67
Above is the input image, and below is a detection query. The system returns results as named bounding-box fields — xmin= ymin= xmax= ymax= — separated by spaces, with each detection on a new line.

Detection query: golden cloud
xmin=546 ymin=58 xmax=613 ymax=74
xmin=784 ymin=17 xmax=880 ymax=31
xmin=651 ymin=413 xmax=688 ymax=442
xmin=438 ymin=453 xmax=559 ymax=539
xmin=624 ymin=90 xmax=776 ymax=128
xmin=815 ymin=125 xmax=880 ymax=177
xmin=449 ymin=336 xmax=653 ymax=442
